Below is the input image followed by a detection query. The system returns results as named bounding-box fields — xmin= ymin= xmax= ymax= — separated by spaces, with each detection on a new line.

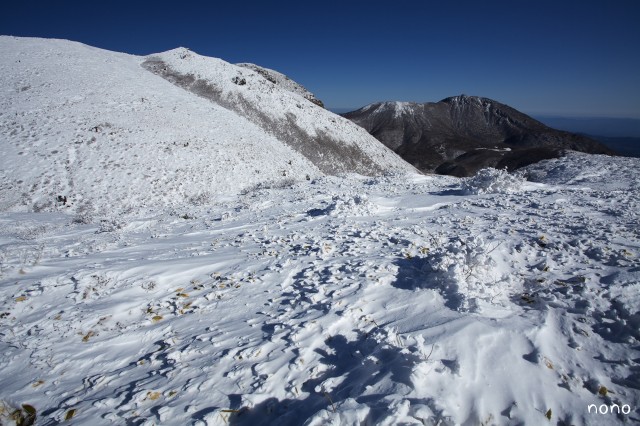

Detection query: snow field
xmin=1 ymin=155 xmax=638 ymax=425
xmin=0 ymin=35 xmax=638 ymax=426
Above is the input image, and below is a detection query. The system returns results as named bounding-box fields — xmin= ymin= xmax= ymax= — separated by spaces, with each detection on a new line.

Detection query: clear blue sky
xmin=2 ymin=0 xmax=639 ymax=117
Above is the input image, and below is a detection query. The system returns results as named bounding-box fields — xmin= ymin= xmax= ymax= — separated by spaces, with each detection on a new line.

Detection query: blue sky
xmin=2 ymin=0 xmax=639 ymax=117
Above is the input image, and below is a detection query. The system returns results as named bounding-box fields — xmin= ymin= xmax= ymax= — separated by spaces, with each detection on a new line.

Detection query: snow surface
xmin=1 ymin=36 xmax=638 ymax=425
xmin=1 ymin=151 xmax=639 ymax=425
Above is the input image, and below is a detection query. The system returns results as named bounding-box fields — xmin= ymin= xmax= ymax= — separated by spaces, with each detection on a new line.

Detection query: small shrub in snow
xmin=188 ymin=191 xmax=211 ymax=206
xmin=0 ymin=401 xmax=37 ymax=426
xmin=241 ymin=177 xmax=300 ymax=194
xmin=32 ymin=199 xmax=53 ymax=213
xmin=462 ymin=168 xmax=524 ymax=195
xmin=416 ymin=235 xmax=515 ymax=311
xmin=96 ymin=219 xmax=124 ymax=234
xmin=72 ymin=201 xmax=97 ymax=225
xmin=72 ymin=213 xmax=93 ymax=225
xmin=325 ymin=194 xmax=374 ymax=216
xmin=231 ymin=76 xmax=246 ymax=86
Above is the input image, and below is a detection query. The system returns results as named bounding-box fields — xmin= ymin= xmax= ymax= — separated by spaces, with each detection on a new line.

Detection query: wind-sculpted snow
xmin=1 ymin=155 xmax=639 ymax=425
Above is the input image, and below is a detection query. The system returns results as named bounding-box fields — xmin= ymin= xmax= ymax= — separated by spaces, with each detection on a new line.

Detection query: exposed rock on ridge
xmin=236 ymin=62 xmax=325 ymax=108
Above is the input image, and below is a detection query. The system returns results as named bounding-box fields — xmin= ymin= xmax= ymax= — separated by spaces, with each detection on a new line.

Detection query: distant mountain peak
xmin=343 ymin=96 xmax=615 ymax=176
xmin=441 ymin=94 xmax=502 ymax=110
xmin=441 ymin=94 xmax=481 ymax=103
xmin=357 ymin=101 xmax=419 ymax=118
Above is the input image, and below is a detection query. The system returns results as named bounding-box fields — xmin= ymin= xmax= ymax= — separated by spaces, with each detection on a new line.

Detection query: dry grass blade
xmin=323 ymin=392 xmax=336 ymax=413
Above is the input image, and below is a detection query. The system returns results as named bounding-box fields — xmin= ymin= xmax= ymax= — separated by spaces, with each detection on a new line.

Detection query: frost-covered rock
xmin=461 ymin=167 xmax=525 ymax=194
xmin=236 ymin=62 xmax=325 ymax=108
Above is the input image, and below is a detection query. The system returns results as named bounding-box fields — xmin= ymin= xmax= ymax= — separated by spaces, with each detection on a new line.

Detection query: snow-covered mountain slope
xmin=1 ymin=153 xmax=638 ymax=425
xmin=235 ymin=62 xmax=324 ymax=108
xmin=0 ymin=37 xmax=413 ymax=218
xmin=142 ymin=48 xmax=411 ymax=176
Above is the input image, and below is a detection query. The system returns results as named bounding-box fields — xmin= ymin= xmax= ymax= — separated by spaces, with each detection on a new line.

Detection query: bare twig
xmin=425 ymin=344 xmax=435 ymax=362
xmin=486 ymin=240 xmax=503 ymax=255
xmin=323 ymin=392 xmax=336 ymax=413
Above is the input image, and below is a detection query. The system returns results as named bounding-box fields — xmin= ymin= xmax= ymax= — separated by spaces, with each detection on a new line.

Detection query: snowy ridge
xmin=0 ymin=37 xmax=414 ymax=219
xmin=524 ymin=151 xmax=640 ymax=190
xmin=386 ymin=102 xmax=416 ymax=118
xmin=0 ymin=154 xmax=638 ymax=424
xmin=444 ymin=94 xmax=486 ymax=107
xmin=142 ymin=48 xmax=415 ymax=176
xmin=358 ymin=101 xmax=419 ymax=119
xmin=235 ymin=63 xmax=324 ymax=107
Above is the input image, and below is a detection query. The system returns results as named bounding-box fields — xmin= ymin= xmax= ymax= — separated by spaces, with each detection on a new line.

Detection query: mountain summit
xmin=343 ymin=95 xmax=614 ymax=176
xmin=0 ymin=37 xmax=414 ymax=217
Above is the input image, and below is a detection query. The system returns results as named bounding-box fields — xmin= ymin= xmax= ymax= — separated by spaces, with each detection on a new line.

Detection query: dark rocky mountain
xmin=342 ymin=95 xmax=615 ymax=176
